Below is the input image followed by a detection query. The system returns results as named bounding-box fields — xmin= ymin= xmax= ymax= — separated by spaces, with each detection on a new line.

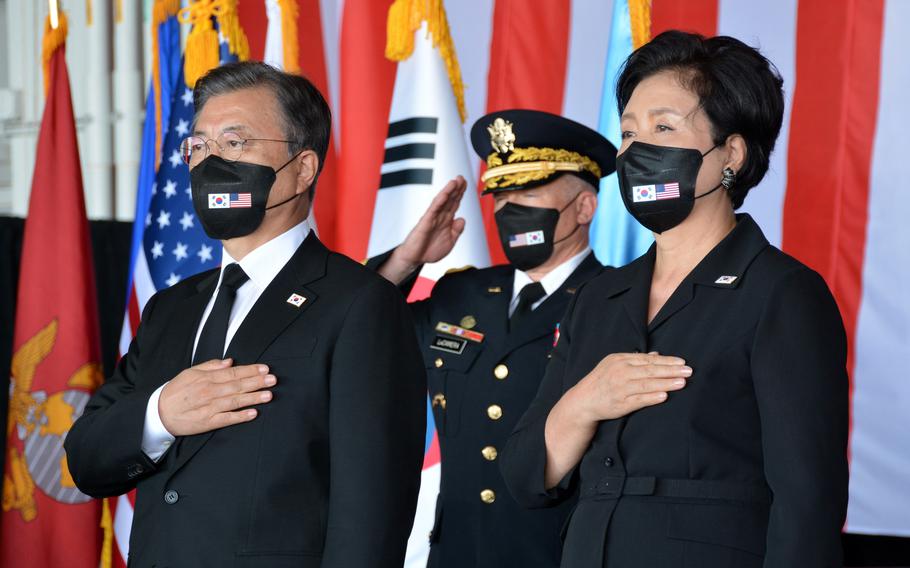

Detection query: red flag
xmin=1 ymin=12 xmax=105 ymax=567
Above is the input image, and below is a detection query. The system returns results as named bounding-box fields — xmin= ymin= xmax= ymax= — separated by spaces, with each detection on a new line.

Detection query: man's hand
xmin=378 ymin=176 xmax=468 ymax=285
xmin=158 ymin=358 xmax=275 ymax=436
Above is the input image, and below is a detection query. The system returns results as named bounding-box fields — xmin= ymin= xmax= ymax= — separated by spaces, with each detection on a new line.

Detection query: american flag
xmin=229 ymin=192 xmax=252 ymax=208
xmin=656 ymin=182 xmax=680 ymax=200
xmin=141 ymin=74 xmax=221 ymax=291
xmin=509 ymin=230 xmax=545 ymax=248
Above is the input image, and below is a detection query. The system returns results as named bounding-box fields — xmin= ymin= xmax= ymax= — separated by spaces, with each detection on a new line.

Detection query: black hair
xmin=193 ymin=61 xmax=332 ymax=197
xmin=616 ymin=30 xmax=784 ymax=208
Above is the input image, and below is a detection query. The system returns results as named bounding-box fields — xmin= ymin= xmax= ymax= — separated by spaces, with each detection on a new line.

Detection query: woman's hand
xmin=570 ymin=352 xmax=691 ymax=422
xmin=543 ymin=352 xmax=690 ymax=488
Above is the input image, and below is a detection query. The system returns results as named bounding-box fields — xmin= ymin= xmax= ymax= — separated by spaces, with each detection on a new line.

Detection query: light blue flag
xmin=589 ymin=0 xmax=653 ymax=267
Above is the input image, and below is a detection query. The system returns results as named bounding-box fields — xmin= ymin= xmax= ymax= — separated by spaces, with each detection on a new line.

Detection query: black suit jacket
xmin=501 ymin=215 xmax=849 ymax=568
xmin=384 ymin=253 xmax=605 ymax=568
xmin=65 ymin=234 xmax=427 ymax=568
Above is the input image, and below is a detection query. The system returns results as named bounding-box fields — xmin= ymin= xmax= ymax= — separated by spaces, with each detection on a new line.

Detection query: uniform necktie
xmin=193 ymin=263 xmax=250 ymax=365
xmin=510 ymin=281 xmax=546 ymax=331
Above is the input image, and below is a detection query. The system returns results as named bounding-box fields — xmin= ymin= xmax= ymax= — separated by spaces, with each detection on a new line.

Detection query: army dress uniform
xmin=370 ymin=110 xmax=617 ymax=567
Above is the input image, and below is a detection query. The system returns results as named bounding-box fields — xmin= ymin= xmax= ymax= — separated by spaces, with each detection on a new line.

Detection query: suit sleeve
xmin=64 ymin=294 xmax=163 ymax=498
xmin=500 ymin=286 xmax=583 ymax=509
xmin=321 ymin=277 xmax=427 ymax=568
xmin=751 ymin=267 xmax=849 ymax=568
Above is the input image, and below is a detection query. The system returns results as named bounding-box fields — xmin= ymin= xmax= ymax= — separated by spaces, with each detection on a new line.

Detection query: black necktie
xmin=510 ymin=281 xmax=546 ymax=331
xmin=193 ymin=263 xmax=250 ymax=365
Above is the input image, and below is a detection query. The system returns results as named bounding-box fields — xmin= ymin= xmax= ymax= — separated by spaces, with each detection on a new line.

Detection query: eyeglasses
xmin=179 ymin=132 xmax=296 ymax=166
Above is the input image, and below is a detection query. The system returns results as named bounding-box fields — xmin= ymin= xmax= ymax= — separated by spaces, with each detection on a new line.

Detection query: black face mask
xmin=495 ymin=194 xmax=581 ymax=271
xmin=616 ymin=141 xmax=722 ymax=234
xmin=190 ymin=153 xmax=302 ymax=240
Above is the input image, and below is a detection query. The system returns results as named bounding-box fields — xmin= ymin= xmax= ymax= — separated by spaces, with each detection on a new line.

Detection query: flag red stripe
xmin=479 ymin=0 xmax=572 ymax=265
xmin=782 ymin=0 xmax=885 ymax=464
xmin=651 ymin=0 xmax=719 ymax=37
xmin=297 ymin=0 xmax=340 ymax=249
xmin=237 ymin=0 xmax=268 ymax=58
xmin=336 ymin=0 xmax=397 ymax=260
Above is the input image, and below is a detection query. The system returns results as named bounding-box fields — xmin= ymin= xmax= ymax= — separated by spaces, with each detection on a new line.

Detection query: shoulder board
xmin=444 ymin=265 xmax=476 ymax=275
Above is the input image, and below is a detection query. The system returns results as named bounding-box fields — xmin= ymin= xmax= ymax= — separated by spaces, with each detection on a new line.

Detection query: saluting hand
xmin=158 ymin=358 xmax=276 ymax=436
xmin=378 ymin=176 xmax=468 ymax=285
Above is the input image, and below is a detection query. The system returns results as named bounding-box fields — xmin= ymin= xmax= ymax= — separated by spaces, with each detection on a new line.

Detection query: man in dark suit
xmin=369 ymin=110 xmax=616 ymax=568
xmin=65 ymin=62 xmax=426 ymax=568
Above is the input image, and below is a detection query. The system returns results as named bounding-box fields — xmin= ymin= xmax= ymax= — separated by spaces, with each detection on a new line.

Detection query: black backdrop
xmin=0 ymin=215 xmax=906 ymax=566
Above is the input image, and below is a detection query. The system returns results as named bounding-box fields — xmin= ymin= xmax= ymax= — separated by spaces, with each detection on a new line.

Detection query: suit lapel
xmin=169 ymin=234 xmax=328 ymax=476
xmin=224 ymin=236 xmax=327 ymax=364
xmin=648 ymin=214 xmax=770 ymax=334
xmin=611 ymin=250 xmax=652 ymax=353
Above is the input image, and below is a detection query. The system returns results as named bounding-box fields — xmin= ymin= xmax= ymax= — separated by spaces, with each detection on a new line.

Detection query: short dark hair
xmin=193 ymin=61 xmax=332 ymax=196
xmin=615 ymin=30 xmax=784 ymax=209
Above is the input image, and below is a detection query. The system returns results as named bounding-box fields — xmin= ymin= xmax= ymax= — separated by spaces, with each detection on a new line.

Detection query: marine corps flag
xmin=1 ymin=9 xmax=105 ymax=567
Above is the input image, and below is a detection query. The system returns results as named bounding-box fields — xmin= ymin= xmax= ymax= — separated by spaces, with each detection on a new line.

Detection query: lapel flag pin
xmin=715 ymin=275 xmax=738 ymax=285
xmin=286 ymin=293 xmax=306 ymax=307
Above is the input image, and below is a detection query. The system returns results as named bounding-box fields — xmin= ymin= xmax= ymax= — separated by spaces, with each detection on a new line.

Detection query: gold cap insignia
xmin=487 ymin=117 xmax=516 ymax=154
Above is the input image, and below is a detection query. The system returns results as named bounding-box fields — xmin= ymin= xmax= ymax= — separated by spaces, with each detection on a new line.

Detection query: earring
xmin=721 ymin=167 xmax=736 ymax=190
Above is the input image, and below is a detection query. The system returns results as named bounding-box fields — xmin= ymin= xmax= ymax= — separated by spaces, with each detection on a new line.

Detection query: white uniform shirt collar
xmin=510 ymin=247 xmax=591 ymax=313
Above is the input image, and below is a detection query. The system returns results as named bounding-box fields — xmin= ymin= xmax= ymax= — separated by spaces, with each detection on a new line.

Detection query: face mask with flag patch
xmin=494 ymin=193 xmax=582 ymax=271
xmin=616 ymin=140 xmax=722 ymax=234
xmin=190 ymin=153 xmax=302 ymax=240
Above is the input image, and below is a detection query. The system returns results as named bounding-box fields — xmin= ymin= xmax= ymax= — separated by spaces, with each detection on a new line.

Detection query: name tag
xmin=430 ymin=335 xmax=467 ymax=354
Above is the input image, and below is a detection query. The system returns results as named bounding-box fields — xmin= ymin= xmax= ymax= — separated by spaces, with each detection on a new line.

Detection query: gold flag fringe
xmin=179 ymin=0 xmax=250 ymax=89
xmin=277 ymin=0 xmax=300 ymax=74
xmin=41 ymin=9 xmax=68 ymax=97
xmin=629 ymin=0 xmax=652 ymax=50
xmin=152 ymin=0 xmax=180 ymax=168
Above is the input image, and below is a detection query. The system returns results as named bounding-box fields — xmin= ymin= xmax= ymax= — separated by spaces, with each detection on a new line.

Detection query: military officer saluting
xmin=371 ymin=109 xmax=617 ymax=567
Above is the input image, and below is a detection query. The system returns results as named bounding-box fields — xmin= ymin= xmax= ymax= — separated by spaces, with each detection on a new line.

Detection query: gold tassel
xmin=385 ymin=0 xmax=466 ymax=122
xmin=151 ymin=0 xmax=180 ymax=168
xmin=215 ymin=0 xmax=251 ymax=62
xmin=180 ymin=0 xmax=220 ymax=89
xmin=115 ymin=0 xmax=123 ymax=23
xmin=629 ymin=0 xmax=652 ymax=50
xmin=179 ymin=0 xmax=250 ymax=88
xmin=100 ymin=497 xmax=114 ymax=568
xmin=41 ymin=9 xmax=68 ymax=97
xmin=86 ymin=0 xmax=93 ymax=26
xmin=277 ymin=0 xmax=300 ymax=74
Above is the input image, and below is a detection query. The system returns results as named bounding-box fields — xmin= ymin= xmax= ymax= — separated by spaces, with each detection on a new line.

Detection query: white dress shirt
xmin=141 ymin=219 xmax=312 ymax=461
xmin=508 ymin=247 xmax=591 ymax=317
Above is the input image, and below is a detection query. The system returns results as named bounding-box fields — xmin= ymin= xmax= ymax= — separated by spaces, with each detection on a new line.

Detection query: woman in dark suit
xmin=500 ymin=31 xmax=848 ymax=568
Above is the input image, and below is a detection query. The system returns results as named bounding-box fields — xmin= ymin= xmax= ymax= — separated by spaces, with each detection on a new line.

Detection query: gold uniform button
xmin=493 ymin=364 xmax=509 ymax=380
xmin=480 ymin=489 xmax=496 ymax=504
xmin=481 ymin=446 xmax=498 ymax=461
xmin=460 ymin=315 xmax=477 ymax=329
xmin=487 ymin=404 xmax=502 ymax=420
xmin=432 ymin=393 xmax=447 ymax=410
xmin=434 ymin=357 xmax=444 ymax=368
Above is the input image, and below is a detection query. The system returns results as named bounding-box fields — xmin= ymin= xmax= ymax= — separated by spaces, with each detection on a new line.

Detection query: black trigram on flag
xmin=380 ymin=116 xmax=438 ymax=189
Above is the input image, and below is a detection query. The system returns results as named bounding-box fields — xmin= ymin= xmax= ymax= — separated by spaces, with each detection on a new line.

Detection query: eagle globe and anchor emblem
xmin=3 ymin=319 xmax=102 ymax=521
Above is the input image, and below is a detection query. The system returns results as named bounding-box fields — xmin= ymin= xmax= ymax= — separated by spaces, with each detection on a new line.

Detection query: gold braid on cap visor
xmin=482 ymin=147 xmax=602 ymax=190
